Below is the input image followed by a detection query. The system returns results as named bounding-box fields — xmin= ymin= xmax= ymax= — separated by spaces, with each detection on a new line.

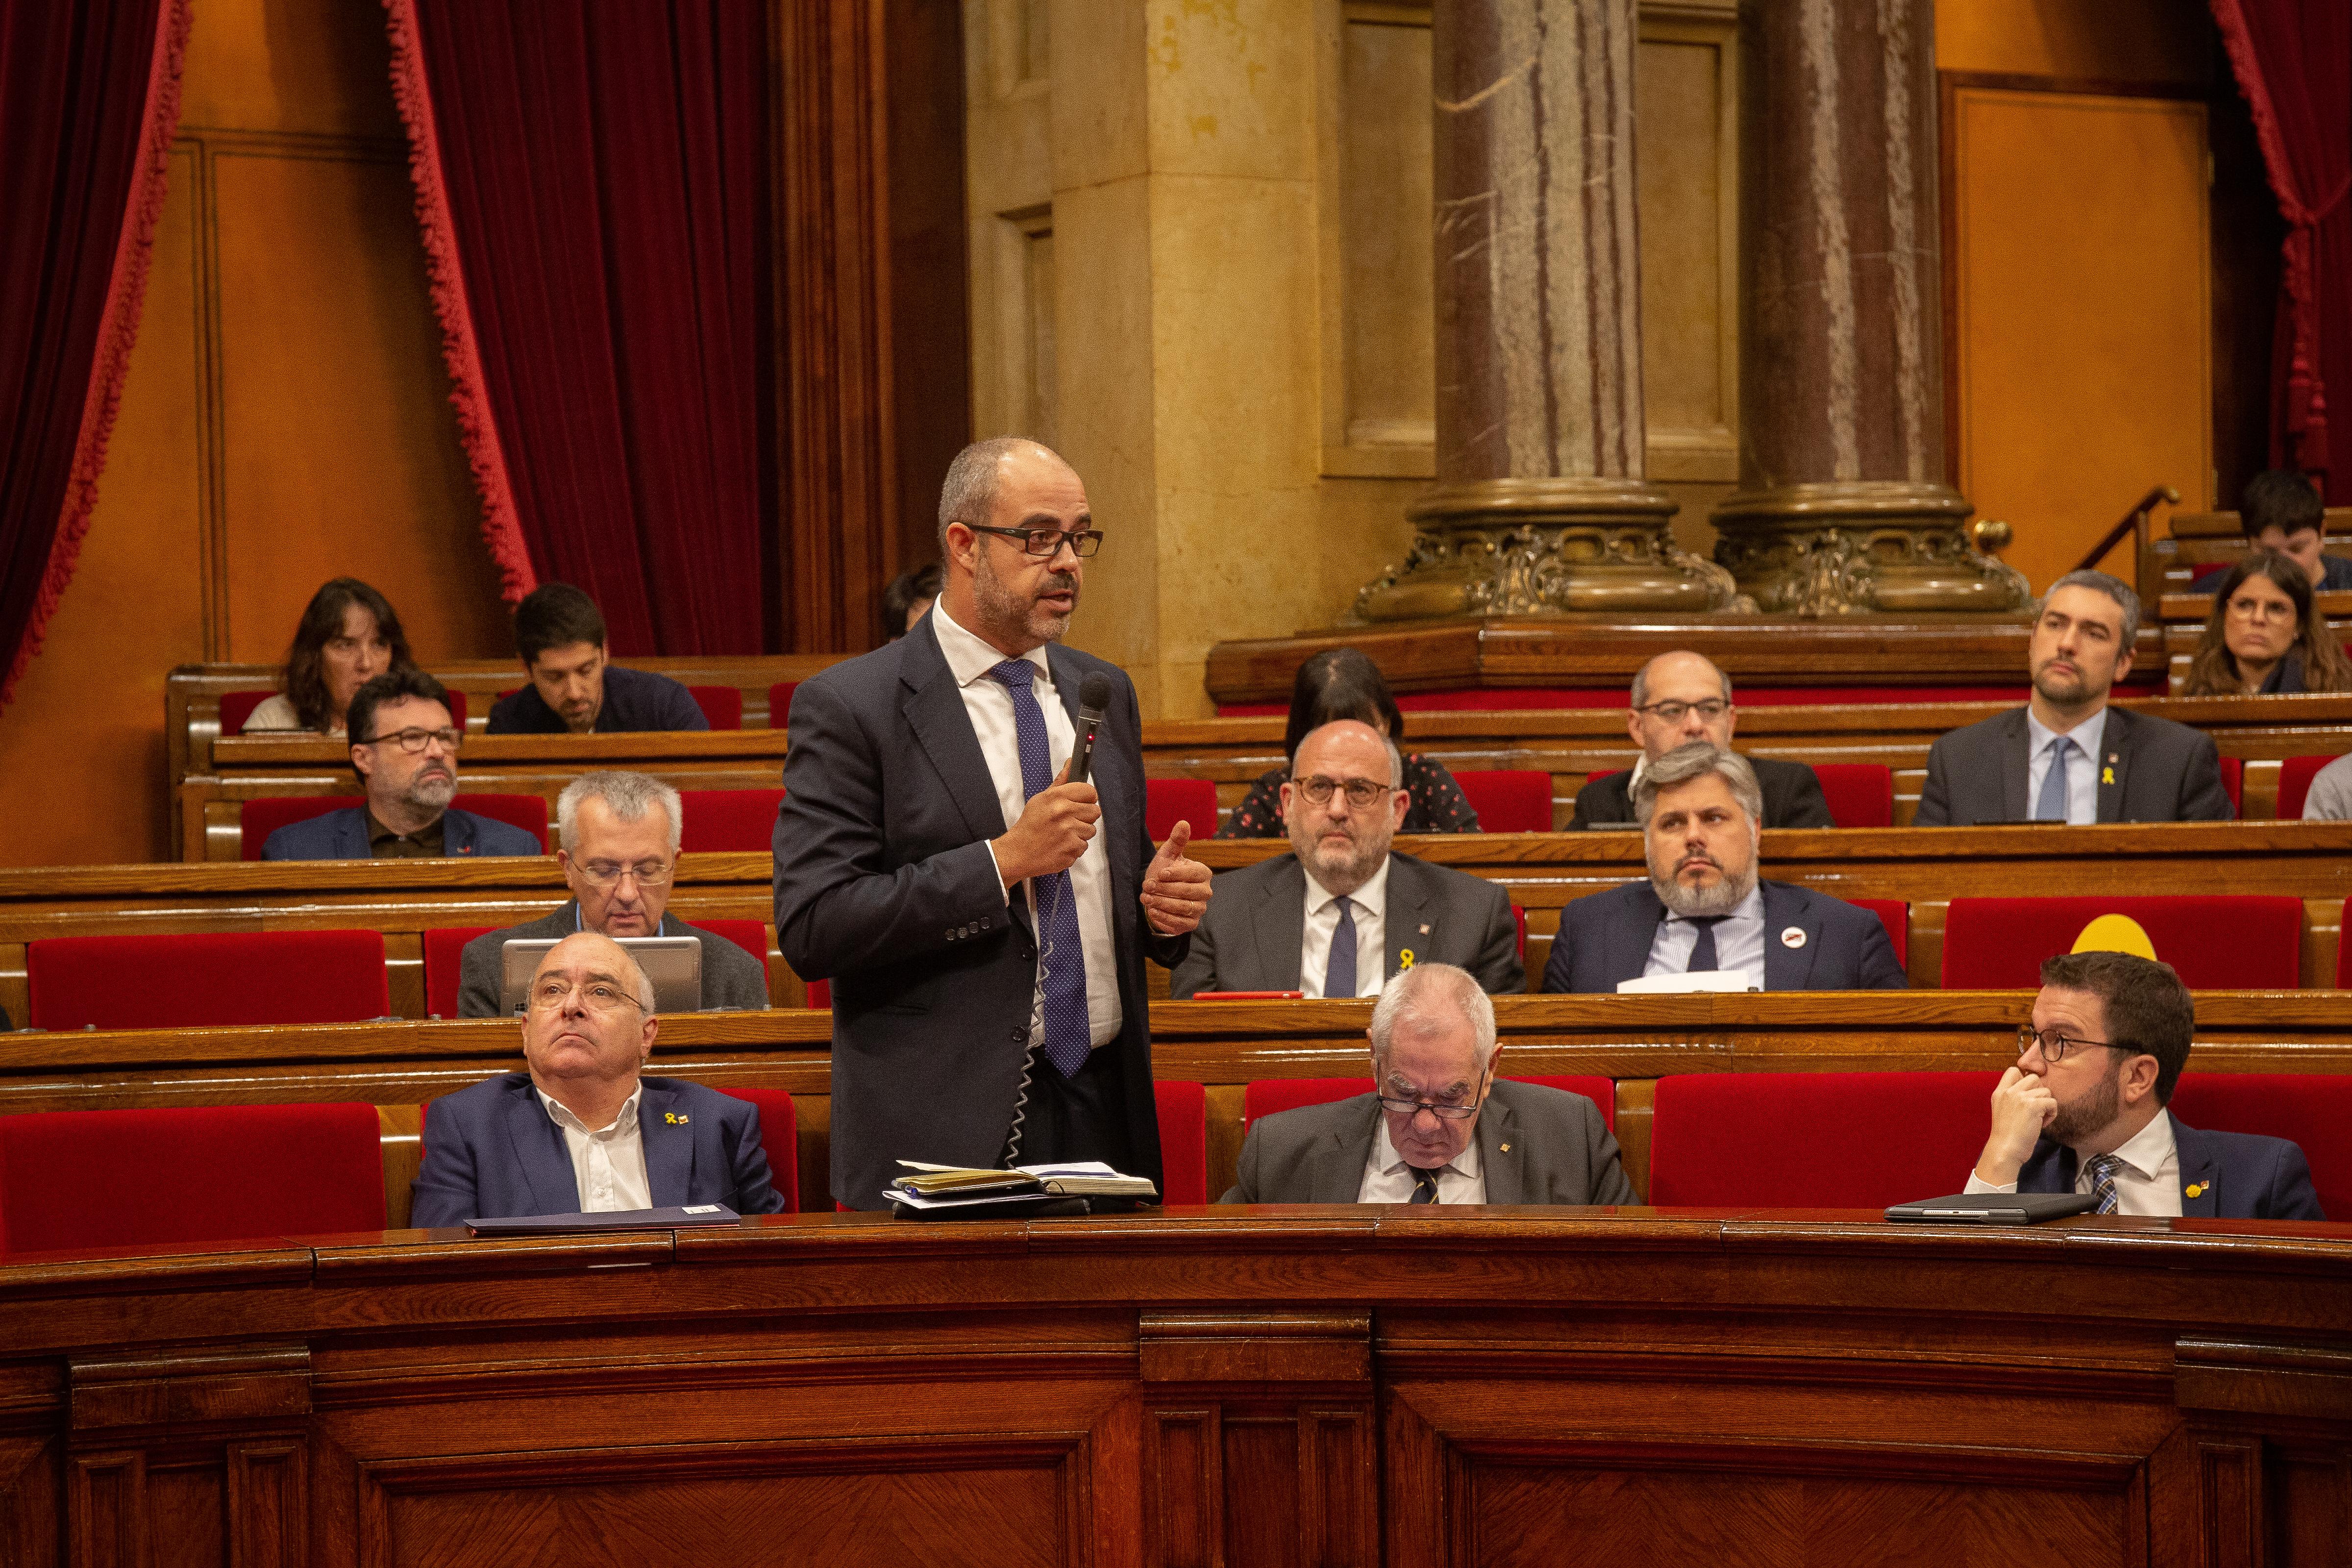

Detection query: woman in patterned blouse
xmin=1213 ymin=648 xmax=1481 ymax=837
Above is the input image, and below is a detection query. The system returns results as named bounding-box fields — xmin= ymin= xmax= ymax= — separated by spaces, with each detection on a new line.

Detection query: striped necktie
xmin=2084 ymin=1152 xmax=2126 ymax=1215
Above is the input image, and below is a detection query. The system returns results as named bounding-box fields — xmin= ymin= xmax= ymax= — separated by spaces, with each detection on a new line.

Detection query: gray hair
xmin=2038 ymin=569 xmax=2141 ymax=646
xmin=1369 ymin=963 xmax=1497 ymax=1071
xmin=1630 ymin=651 xmax=1733 ymax=710
xmin=556 ymin=771 xmax=682 ymax=856
xmin=937 ymin=436 xmax=1036 ymax=553
xmin=1632 ymin=742 xmax=1764 ymax=825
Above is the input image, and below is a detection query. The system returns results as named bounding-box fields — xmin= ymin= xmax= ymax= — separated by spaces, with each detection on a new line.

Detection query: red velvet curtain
xmin=0 ymin=0 xmax=189 ymax=709
xmin=2212 ymin=0 xmax=2352 ymax=502
xmin=385 ymin=0 xmax=767 ymax=656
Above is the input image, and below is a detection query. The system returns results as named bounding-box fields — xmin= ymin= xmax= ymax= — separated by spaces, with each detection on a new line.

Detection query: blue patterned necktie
xmin=988 ymin=659 xmax=1091 ymax=1077
xmin=2035 ymin=736 xmax=2076 ymax=822
xmin=1324 ymin=896 xmax=1357 ymax=998
xmin=2084 ymin=1152 xmax=2126 ymax=1215
xmin=1409 ymin=1166 xmax=1440 ymax=1204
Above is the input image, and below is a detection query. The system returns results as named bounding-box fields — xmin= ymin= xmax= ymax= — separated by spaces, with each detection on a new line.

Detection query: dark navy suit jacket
xmin=486 ymin=665 xmax=709 ymax=733
xmin=1543 ymin=878 xmax=1908 ymax=993
xmin=2020 ymin=1115 xmax=2324 ymax=1220
xmin=411 ymin=1073 xmax=782 ymax=1227
xmin=261 ymin=807 xmax=542 ymax=861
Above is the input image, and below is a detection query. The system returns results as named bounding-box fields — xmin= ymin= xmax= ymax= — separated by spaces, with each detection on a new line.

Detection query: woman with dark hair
xmin=2180 ymin=551 xmax=2352 ymax=697
xmin=1213 ymin=647 xmax=1482 ymax=837
xmin=242 ymin=578 xmax=414 ymax=734
xmin=882 ymin=562 xmax=943 ymax=640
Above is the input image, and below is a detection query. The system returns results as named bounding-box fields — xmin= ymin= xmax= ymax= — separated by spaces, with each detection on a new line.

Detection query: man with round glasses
xmin=1220 ymin=963 xmax=1632 ymax=1205
xmin=455 ymin=771 xmax=769 ymax=1017
xmin=1567 ymin=651 xmax=1833 ymax=830
xmin=1171 ymin=719 xmax=1520 ymax=998
xmin=261 ymin=669 xmax=542 ymax=860
xmin=412 ymin=932 xmax=782 ymax=1226
xmin=1965 ymin=949 xmax=2321 ymax=1218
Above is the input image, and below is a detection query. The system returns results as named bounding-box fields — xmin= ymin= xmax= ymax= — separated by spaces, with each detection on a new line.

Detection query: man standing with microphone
xmin=774 ymin=439 xmax=1214 ymax=1209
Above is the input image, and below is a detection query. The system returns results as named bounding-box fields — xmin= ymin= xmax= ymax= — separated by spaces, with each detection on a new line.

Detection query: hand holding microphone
xmin=991 ymin=673 xmax=1113 ymax=889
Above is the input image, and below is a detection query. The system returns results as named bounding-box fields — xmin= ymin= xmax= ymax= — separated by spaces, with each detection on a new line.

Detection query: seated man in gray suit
xmin=1544 ymin=743 xmax=1907 ymax=993
xmin=1220 ymin=962 xmax=1633 ymax=1205
xmin=1568 ymin=650 xmax=1834 ymax=830
xmin=1170 ymin=720 xmax=1520 ymax=998
xmin=1914 ymin=570 xmax=2230 ymax=826
xmin=456 ymin=771 xmax=769 ymax=1016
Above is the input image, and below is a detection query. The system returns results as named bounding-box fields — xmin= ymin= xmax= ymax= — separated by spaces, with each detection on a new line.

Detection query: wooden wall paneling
xmin=66 ymin=1451 xmax=145 ymax=1568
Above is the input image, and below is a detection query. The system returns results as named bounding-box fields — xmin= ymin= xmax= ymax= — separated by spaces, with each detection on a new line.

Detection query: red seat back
xmin=1512 ymin=904 xmax=1526 ymax=961
xmin=2219 ymin=755 xmax=2244 ymax=817
xmin=768 ymin=681 xmax=800 ymax=729
xmin=28 ymin=931 xmax=390 ymax=1030
xmin=1154 ymin=1081 xmax=1209 ymax=1205
xmin=1812 ymin=763 xmax=1893 ymax=828
xmin=423 ymin=925 xmax=496 ymax=1018
xmin=688 ymin=685 xmax=743 ymax=730
xmin=450 ymin=793 xmax=549 ymax=851
xmin=0 ymin=1103 xmax=385 ymax=1252
xmin=1145 ymin=778 xmax=1218 ymax=843
xmin=1941 ymin=896 xmax=2302 ymax=989
xmin=1849 ymin=898 xmax=1909 ymax=969
xmin=1242 ymin=1074 xmax=1612 ymax=1131
xmin=713 ymin=1087 xmax=798 ymax=1211
xmin=1453 ymin=769 xmax=1552 ymax=832
xmin=1648 ymin=1072 xmax=1997 ymax=1208
xmin=222 ymin=688 xmax=467 ymax=735
xmin=678 ymin=789 xmax=787 ymax=853
xmin=241 ymin=794 xmax=363 ymax=859
xmin=695 ymin=920 xmax=769 ymax=965
xmin=2280 ymin=754 xmax=2339 ymax=820
xmin=2168 ymin=1074 xmax=2352 ymax=1221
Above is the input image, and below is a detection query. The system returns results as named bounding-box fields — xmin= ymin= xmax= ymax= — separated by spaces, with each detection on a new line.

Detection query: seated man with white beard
xmin=1542 ymin=743 xmax=1907 ymax=992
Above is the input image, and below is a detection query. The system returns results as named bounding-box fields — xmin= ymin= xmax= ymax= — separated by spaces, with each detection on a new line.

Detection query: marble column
xmin=1709 ymin=0 xmax=2026 ymax=614
xmin=1357 ymin=0 xmax=1741 ymax=621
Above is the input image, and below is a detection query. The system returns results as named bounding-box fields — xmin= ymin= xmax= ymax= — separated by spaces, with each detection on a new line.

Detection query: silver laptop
xmin=498 ymin=935 xmax=704 ymax=1016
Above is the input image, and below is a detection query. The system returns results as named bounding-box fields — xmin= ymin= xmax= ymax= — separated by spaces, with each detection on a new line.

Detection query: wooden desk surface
xmin=0 ymin=1212 xmax=2342 ymax=1568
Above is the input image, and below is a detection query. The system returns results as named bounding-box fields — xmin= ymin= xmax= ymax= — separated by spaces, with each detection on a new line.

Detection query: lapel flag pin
xmin=1419 ymin=923 xmax=1431 ymax=935
xmin=1500 ymin=1143 xmax=1511 ymax=1153
xmin=664 ymin=1112 xmax=690 ymax=1125
xmin=1781 ymin=926 xmax=1807 ymax=949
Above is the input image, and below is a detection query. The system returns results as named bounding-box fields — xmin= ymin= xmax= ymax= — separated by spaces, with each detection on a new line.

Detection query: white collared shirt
xmin=930 ymin=599 xmax=1121 ymax=1048
xmin=539 ymin=1086 xmax=652 ymax=1212
xmin=1964 ymin=1107 xmax=2182 ymax=1217
xmin=1299 ymin=857 xmax=1389 ymax=998
xmin=2025 ymin=706 xmax=2109 ymax=825
xmin=1642 ymin=884 xmax=1765 ymax=984
xmin=1358 ymin=1112 xmax=1486 ymax=1204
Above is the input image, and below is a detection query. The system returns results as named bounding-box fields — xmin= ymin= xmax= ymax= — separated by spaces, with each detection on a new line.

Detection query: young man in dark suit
xmin=484 ymin=583 xmax=709 ymax=735
xmin=1968 ymin=949 xmax=2321 ymax=1219
xmin=1568 ymin=650 xmax=1833 ymax=830
xmin=771 ymin=439 xmax=1214 ymax=1210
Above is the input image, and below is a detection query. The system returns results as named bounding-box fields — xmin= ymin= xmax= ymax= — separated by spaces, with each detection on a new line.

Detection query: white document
xmin=1615 ymin=970 xmax=1760 ymax=995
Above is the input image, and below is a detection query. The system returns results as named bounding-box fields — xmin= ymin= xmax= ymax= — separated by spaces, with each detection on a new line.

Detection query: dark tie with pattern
xmin=1410 ymin=1166 xmax=1440 ymax=1204
xmin=2084 ymin=1152 xmax=2126 ymax=1215
xmin=2035 ymin=735 xmax=2076 ymax=822
xmin=988 ymin=659 xmax=1091 ymax=1077
xmin=1324 ymin=896 xmax=1357 ymax=999
xmin=1685 ymin=916 xmax=1728 ymax=972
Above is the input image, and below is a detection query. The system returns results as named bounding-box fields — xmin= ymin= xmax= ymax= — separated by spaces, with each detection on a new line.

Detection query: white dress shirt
xmin=539 ymin=1086 xmax=652 ymax=1212
xmin=1642 ymin=884 xmax=1765 ymax=984
xmin=1357 ymin=1112 xmax=1486 ymax=1203
xmin=1963 ymin=1107 xmax=2182 ymax=1217
xmin=931 ymin=599 xmax=1121 ymax=1048
xmin=1299 ymin=857 xmax=1389 ymax=998
xmin=2025 ymin=706 xmax=2109 ymax=825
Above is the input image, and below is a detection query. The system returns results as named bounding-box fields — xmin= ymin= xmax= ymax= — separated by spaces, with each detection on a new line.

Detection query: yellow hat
xmin=2072 ymin=913 xmax=2157 ymax=962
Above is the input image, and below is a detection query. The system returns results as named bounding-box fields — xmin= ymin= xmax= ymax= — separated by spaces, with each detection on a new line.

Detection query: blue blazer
xmin=1542 ymin=878 xmax=1908 ymax=993
xmin=262 ymin=806 xmax=543 ymax=861
xmin=411 ymin=1073 xmax=783 ymax=1227
xmin=2020 ymin=1116 xmax=2324 ymax=1220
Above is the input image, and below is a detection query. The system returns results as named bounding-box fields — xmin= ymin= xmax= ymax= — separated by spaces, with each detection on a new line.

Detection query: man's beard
xmin=1296 ymin=823 xmax=1387 ymax=897
xmin=974 ymin=549 xmax=1076 ymax=646
xmin=2031 ymin=659 xmax=2098 ymax=707
xmin=1650 ymin=857 xmax=1757 ymax=917
xmin=400 ymin=769 xmax=456 ymax=814
xmin=2047 ymin=1061 xmax=2123 ymax=1146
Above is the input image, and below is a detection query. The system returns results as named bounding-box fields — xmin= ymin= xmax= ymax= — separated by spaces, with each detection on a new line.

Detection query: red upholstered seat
xmin=1242 ymin=1074 xmax=1613 ymax=1132
xmin=2219 ymin=756 xmax=2243 ymax=817
xmin=2279 ymin=754 xmax=2339 ymax=820
xmin=2167 ymin=1074 xmax=2352 ymax=1221
xmin=695 ymin=920 xmax=769 ymax=965
xmin=713 ymin=1088 xmax=798 ymax=1211
xmin=423 ymin=926 xmax=496 ymax=1018
xmin=28 ymin=931 xmax=390 ymax=1030
xmin=768 ymin=681 xmax=799 ymax=729
xmin=449 ymin=793 xmax=549 ymax=851
xmin=678 ymin=788 xmax=787 ymax=853
xmin=221 ymin=688 xmax=467 ymax=735
xmin=1154 ymin=1080 xmax=1209 ymax=1205
xmin=1849 ymin=899 xmax=1909 ymax=969
xmin=241 ymin=794 xmax=361 ymax=858
xmin=688 ymin=685 xmax=743 ymax=730
xmin=1647 ymin=1071 xmax=1997 ymax=1208
xmin=1146 ymin=778 xmax=1218 ymax=843
xmin=1512 ymin=904 xmax=1526 ymax=961
xmin=0 ymin=1102 xmax=385 ymax=1252
xmin=1812 ymin=763 xmax=1893 ymax=828
xmin=1453 ymin=769 xmax=1552 ymax=832
xmin=1940 ymin=896 xmax=2302 ymax=989
xmin=805 ymin=979 xmax=830 ymax=1009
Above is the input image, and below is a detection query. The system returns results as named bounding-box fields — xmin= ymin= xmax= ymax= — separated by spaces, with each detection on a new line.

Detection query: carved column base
xmin=1710 ymin=482 xmax=2031 ymax=616
xmin=1355 ymin=480 xmax=1750 ymax=622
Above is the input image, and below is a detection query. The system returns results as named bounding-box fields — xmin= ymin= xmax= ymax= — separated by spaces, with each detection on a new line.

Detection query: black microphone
xmin=1068 ymin=672 xmax=1112 ymax=785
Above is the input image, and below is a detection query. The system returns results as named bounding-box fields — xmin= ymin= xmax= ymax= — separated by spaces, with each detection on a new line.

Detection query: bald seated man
xmin=411 ymin=932 xmax=783 ymax=1226
xmin=1568 ymin=651 xmax=1834 ymax=830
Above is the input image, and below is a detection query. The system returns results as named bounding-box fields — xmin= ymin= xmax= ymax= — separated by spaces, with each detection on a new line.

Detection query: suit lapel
xmin=502 ymin=1082 xmax=578 ymax=1212
xmin=2095 ymin=708 xmax=2129 ymax=824
xmin=640 ymin=1082 xmax=694 ymax=1208
xmin=1476 ymin=1094 xmax=1521 ymax=1204
xmin=1386 ymin=856 xmax=1433 ymax=984
xmin=900 ymin=621 xmax=1009 ymax=843
xmin=1310 ymin=1102 xmax=1381 ymax=1202
xmin=445 ymin=811 xmax=474 ymax=856
xmin=2173 ymin=1116 xmax=2220 ymax=1218
xmin=337 ymin=810 xmax=369 ymax=860
xmin=2001 ymin=710 xmax=2032 ymax=823
xmin=1611 ymin=885 xmax=1668 ymax=987
xmin=1759 ymin=882 xmax=1817 ymax=990
xmin=1251 ymin=858 xmax=1310 ymax=991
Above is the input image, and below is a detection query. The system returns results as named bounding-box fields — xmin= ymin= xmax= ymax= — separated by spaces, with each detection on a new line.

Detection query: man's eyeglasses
xmin=529 ymin=978 xmax=645 ymax=1013
xmin=574 ymin=860 xmax=674 ymax=890
xmin=2016 ymin=1025 xmax=2124 ymax=1062
xmin=363 ymin=726 xmax=461 ymax=753
xmin=1635 ymin=699 xmax=1730 ymax=724
xmin=968 ymin=524 xmax=1104 ymax=558
xmin=1377 ymin=1062 xmax=1493 ymax=1121
xmin=1291 ymin=774 xmax=1396 ymax=808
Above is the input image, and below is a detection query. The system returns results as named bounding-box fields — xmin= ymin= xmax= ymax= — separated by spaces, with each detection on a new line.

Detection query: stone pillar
xmin=1358 ymin=0 xmax=1741 ymax=621
xmin=1710 ymin=0 xmax=2026 ymax=614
